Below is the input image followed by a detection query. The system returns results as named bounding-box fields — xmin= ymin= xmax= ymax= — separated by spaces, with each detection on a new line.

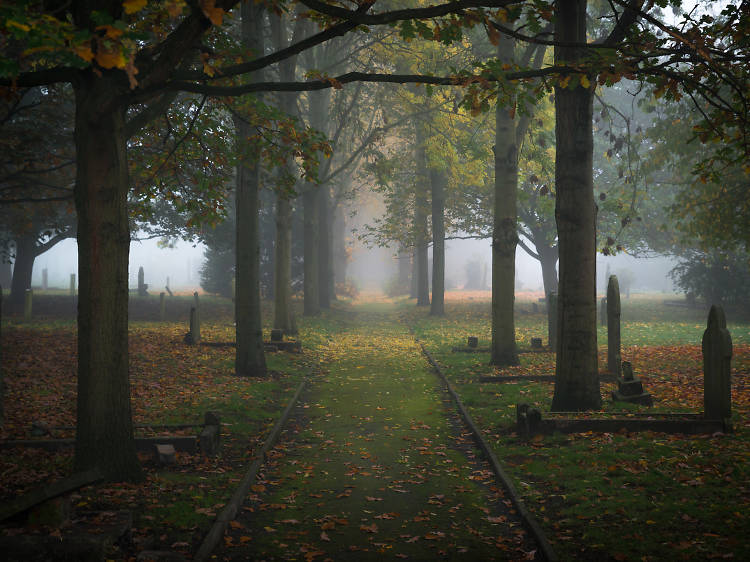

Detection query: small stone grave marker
xmin=611 ymin=361 xmax=653 ymax=406
xmin=530 ymin=337 xmax=543 ymax=349
xmin=271 ymin=328 xmax=284 ymax=342
xmin=467 ymin=336 xmax=478 ymax=348
xmin=154 ymin=443 xmax=176 ymax=465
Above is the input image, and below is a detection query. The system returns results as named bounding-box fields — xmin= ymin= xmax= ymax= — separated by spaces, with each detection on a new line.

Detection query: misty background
xmin=29 ymin=234 xmax=677 ymax=296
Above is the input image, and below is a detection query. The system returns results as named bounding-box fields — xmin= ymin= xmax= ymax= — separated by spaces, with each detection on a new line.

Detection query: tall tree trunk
xmin=235 ymin=1 xmax=267 ymax=377
xmin=274 ymin=194 xmax=293 ymax=331
xmin=491 ymin=33 xmax=520 ymax=367
xmin=9 ymin=234 xmax=36 ymax=311
xmin=398 ymin=246 xmax=411 ymax=295
xmin=409 ymin=251 xmax=417 ymax=299
xmin=332 ymin=204 xmax=347 ymax=286
xmin=317 ymin=183 xmax=331 ymax=309
xmin=73 ymin=74 xmax=142 ymax=481
xmin=538 ymin=243 xmax=559 ymax=297
xmin=429 ymin=168 xmax=445 ymax=316
xmin=551 ymin=0 xmax=601 ymax=411
xmin=303 ymin=186 xmax=320 ymax=316
xmin=414 ymin=127 xmax=430 ymax=307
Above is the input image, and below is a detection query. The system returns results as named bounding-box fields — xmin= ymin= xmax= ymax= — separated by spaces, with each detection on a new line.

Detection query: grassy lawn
xmin=407 ymin=292 xmax=750 ymax=561
xmin=1 ymin=291 xmax=748 ymax=560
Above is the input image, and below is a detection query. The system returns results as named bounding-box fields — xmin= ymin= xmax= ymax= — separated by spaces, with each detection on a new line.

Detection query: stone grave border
xmin=0 ymin=414 xmax=221 ymax=456
xmin=418 ymin=339 xmax=558 ymax=562
xmin=516 ymin=405 xmax=729 ymax=437
xmin=193 ymin=378 xmax=307 ymax=562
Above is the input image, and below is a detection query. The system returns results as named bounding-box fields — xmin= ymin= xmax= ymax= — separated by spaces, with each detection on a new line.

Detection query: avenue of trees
xmin=1 ymin=0 xmax=748 ymax=480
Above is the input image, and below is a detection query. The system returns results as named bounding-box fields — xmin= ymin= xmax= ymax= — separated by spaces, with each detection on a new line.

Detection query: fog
xmin=345 ymin=235 xmax=678 ymax=295
xmin=31 ymin=231 xmax=678 ymax=296
xmin=30 ymin=237 xmax=205 ymax=293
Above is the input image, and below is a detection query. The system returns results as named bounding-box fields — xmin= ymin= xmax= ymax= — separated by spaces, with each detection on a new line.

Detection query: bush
xmin=669 ymin=249 xmax=750 ymax=317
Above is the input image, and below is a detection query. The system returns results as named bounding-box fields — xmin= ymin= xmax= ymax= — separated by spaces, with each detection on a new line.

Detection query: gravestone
xmin=69 ymin=274 xmax=76 ymax=296
xmin=190 ymin=306 xmax=200 ymax=343
xmin=154 ymin=443 xmax=176 ymax=465
xmin=611 ymin=361 xmax=653 ymax=406
xmin=200 ymin=411 xmax=221 ymax=456
xmin=42 ymin=268 xmax=48 ymax=290
xmin=467 ymin=336 xmax=478 ymax=348
xmin=530 ymin=337 xmax=543 ymax=349
xmin=702 ymin=305 xmax=732 ymax=421
xmin=137 ymin=267 xmax=148 ymax=296
xmin=159 ymin=292 xmax=166 ymax=321
xmin=184 ymin=306 xmax=200 ymax=345
xmin=24 ymin=289 xmax=32 ymax=321
xmin=270 ymin=329 xmax=284 ymax=342
xmin=607 ymin=275 xmax=622 ymax=377
xmin=547 ymin=292 xmax=557 ymax=349
xmin=599 ymin=297 xmax=607 ymax=326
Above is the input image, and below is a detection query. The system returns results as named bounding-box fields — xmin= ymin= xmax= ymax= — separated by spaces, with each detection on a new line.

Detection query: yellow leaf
xmin=123 ymin=0 xmax=148 ymax=15
xmin=96 ymin=48 xmax=126 ymax=69
xmin=6 ymin=20 xmax=31 ymax=32
xmin=580 ymin=74 xmax=590 ymax=89
xmin=96 ymin=25 xmax=124 ymax=39
xmin=200 ymin=0 xmax=224 ymax=26
xmin=74 ymin=44 xmax=95 ymax=62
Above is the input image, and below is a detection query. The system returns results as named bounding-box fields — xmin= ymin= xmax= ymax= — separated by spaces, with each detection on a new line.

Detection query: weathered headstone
xmin=200 ymin=411 xmax=221 ymax=456
xmin=702 ymin=305 xmax=732 ymax=421
xmin=607 ymin=275 xmax=622 ymax=377
xmin=530 ymin=337 xmax=543 ymax=349
xmin=24 ymin=289 xmax=32 ymax=321
xmin=547 ymin=292 xmax=557 ymax=349
xmin=186 ymin=306 xmax=200 ymax=344
xmin=467 ymin=336 xmax=478 ymax=348
xmin=154 ymin=443 xmax=176 ymax=465
xmin=599 ymin=297 xmax=607 ymax=326
xmin=611 ymin=361 xmax=653 ymax=406
xmin=270 ymin=329 xmax=284 ymax=342
xmin=42 ymin=268 xmax=48 ymax=291
xmin=137 ymin=266 xmax=148 ymax=296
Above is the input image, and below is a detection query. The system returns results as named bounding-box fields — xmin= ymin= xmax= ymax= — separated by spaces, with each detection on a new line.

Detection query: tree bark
xmin=538 ymin=243 xmax=559 ymax=297
xmin=8 ymin=234 xmax=36 ymax=311
xmin=414 ymin=127 xmax=430 ymax=307
xmin=551 ymin=0 xmax=602 ymax=411
xmin=490 ymin=32 xmax=520 ymax=367
xmin=303 ymin=186 xmax=320 ymax=315
xmin=332 ymin=203 xmax=348 ymax=286
xmin=317 ymin=182 xmax=331 ymax=309
xmin=429 ymin=168 xmax=445 ymax=316
xmin=73 ymin=73 xmax=142 ymax=481
xmin=273 ymin=193 xmax=294 ymax=332
xmin=235 ymin=1 xmax=267 ymax=377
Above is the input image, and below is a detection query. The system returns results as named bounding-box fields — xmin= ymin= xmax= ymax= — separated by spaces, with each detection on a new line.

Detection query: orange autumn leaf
xmin=200 ymin=0 xmax=224 ymax=26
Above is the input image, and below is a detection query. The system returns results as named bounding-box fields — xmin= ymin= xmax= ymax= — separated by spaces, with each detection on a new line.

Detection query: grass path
xmin=218 ymin=303 xmax=540 ymax=560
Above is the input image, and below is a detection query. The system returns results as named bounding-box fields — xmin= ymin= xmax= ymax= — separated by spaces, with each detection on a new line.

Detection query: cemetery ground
xmin=0 ymin=291 xmax=748 ymax=560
